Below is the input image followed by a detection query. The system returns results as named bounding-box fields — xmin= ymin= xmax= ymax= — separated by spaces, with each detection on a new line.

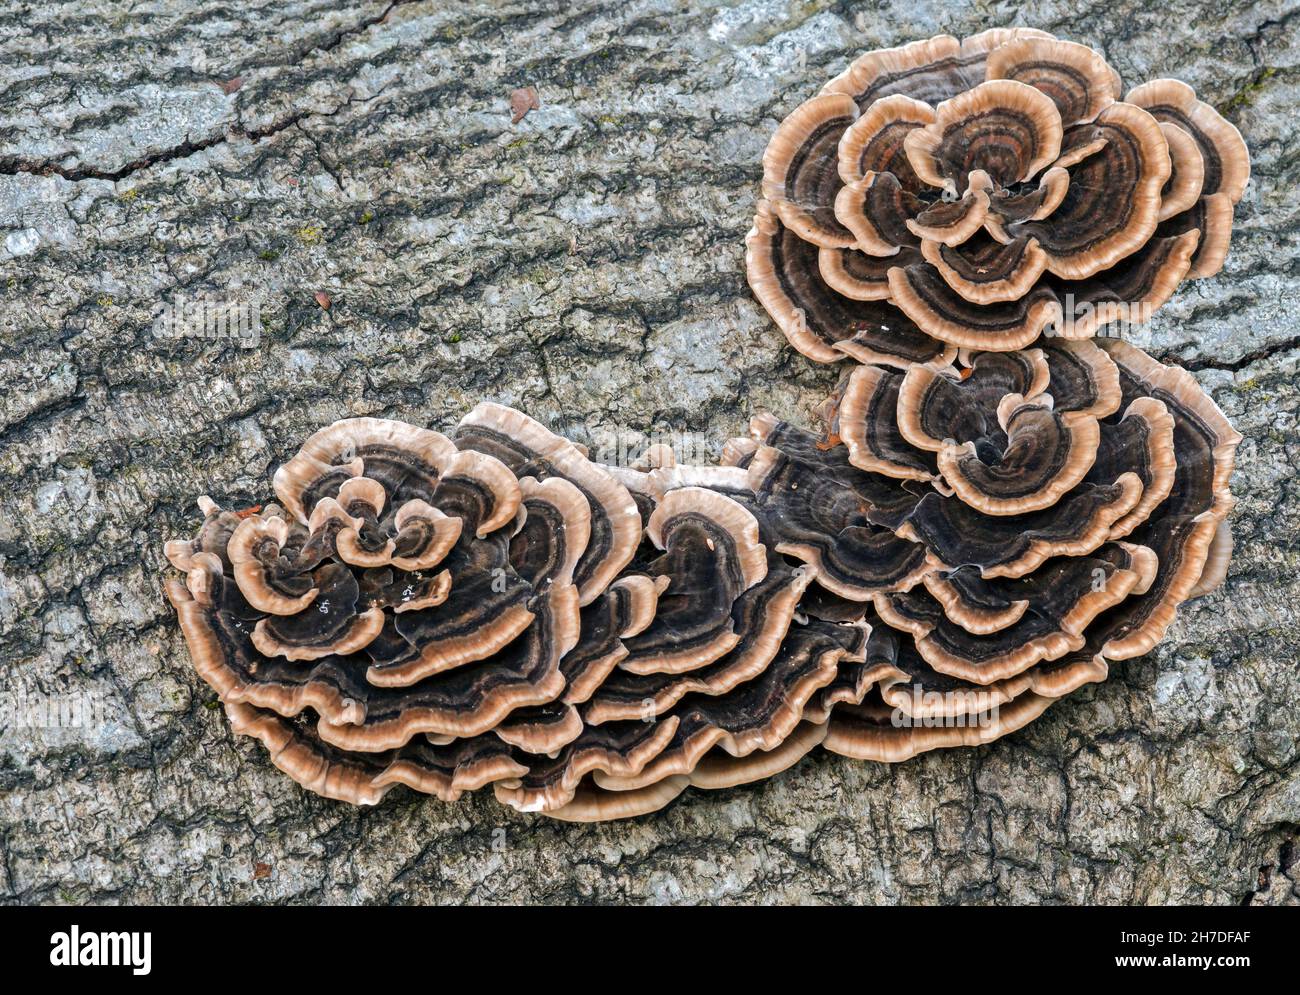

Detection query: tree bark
xmin=0 ymin=0 xmax=1296 ymax=904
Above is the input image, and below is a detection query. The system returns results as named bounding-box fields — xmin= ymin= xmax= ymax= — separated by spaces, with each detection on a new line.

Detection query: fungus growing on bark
xmin=164 ymin=30 xmax=1248 ymax=822
xmin=747 ymin=340 xmax=1240 ymax=762
xmin=750 ymin=29 xmax=1249 ymax=358
xmin=166 ymin=409 xmax=877 ymax=817
xmin=167 ymin=342 xmax=1239 ymax=815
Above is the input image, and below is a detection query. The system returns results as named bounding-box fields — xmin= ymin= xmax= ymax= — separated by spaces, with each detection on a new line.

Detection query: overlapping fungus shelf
xmin=164 ymin=28 xmax=1247 ymax=820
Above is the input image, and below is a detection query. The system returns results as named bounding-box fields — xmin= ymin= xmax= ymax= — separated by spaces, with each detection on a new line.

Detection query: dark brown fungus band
xmin=750 ymin=29 xmax=1249 ymax=358
xmin=164 ymin=30 xmax=1246 ymax=821
xmin=745 ymin=199 xmax=955 ymax=367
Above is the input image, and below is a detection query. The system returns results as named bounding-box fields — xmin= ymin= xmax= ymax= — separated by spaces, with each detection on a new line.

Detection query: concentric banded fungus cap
xmin=165 ymin=409 xmax=885 ymax=818
xmin=750 ymin=29 xmax=1249 ymax=357
xmin=453 ymin=402 xmax=641 ymax=604
xmin=752 ymin=340 xmax=1238 ymax=735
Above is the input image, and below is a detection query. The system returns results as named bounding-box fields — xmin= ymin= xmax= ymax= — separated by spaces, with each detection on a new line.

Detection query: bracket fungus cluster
xmin=748 ymin=29 xmax=1250 ymax=361
xmin=727 ymin=338 xmax=1239 ymax=759
xmin=167 ymin=407 xmax=879 ymax=820
xmin=725 ymin=31 xmax=1244 ymax=779
xmin=164 ymin=29 xmax=1246 ymax=820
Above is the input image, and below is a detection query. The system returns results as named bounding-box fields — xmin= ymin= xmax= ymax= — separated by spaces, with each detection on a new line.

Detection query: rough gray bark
xmin=0 ymin=0 xmax=1296 ymax=905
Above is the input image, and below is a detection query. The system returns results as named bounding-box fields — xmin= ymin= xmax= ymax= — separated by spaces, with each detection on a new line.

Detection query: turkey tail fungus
xmin=749 ymin=29 xmax=1249 ymax=360
xmin=165 ymin=29 xmax=1245 ymax=821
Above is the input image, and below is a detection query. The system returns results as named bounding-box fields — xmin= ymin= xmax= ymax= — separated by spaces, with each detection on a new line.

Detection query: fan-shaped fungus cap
xmin=749 ymin=30 xmax=1249 ymax=356
xmin=821 ymin=29 xmax=1055 ymax=108
xmin=746 ymin=199 xmax=955 ymax=368
xmin=762 ymin=93 xmax=859 ymax=248
xmin=226 ymin=514 xmax=320 ymax=615
xmin=984 ymin=38 xmax=1119 ymax=126
xmin=1126 ymin=79 xmax=1250 ymax=205
xmin=749 ymin=340 xmax=1237 ymax=712
xmin=615 ymin=486 xmax=767 ymax=676
xmin=454 ymin=402 xmax=641 ymax=604
xmin=163 ymin=30 xmax=1247 ymax=822
xmin=838 ymin=94 xmax=934 ymax=189
xmin=997 ymin=101 xmax=1171 ymax=280
xmin=903 ymin=80 xmax=1063 ymax=193
xmin=251 ymin=564 xmax=386 ymax=661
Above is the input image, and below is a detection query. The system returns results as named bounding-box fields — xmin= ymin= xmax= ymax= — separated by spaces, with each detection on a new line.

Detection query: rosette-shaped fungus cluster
xmin=723 ymin=340 xmax=1239 ymax=759
xmin=163 ymin=29 xmax=1247 ymax=821
xmin=748 ymin=29 xmax=1250 ymax=362
xmin=167 ymin=407 xmax=890 ymax=820
xmin=164 ymin=348 xmax=1238 ymax=818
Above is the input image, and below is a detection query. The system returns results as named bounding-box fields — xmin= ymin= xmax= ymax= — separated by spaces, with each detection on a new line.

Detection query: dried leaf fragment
xmin=510 ymin=86 xmax=540 ymax=124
